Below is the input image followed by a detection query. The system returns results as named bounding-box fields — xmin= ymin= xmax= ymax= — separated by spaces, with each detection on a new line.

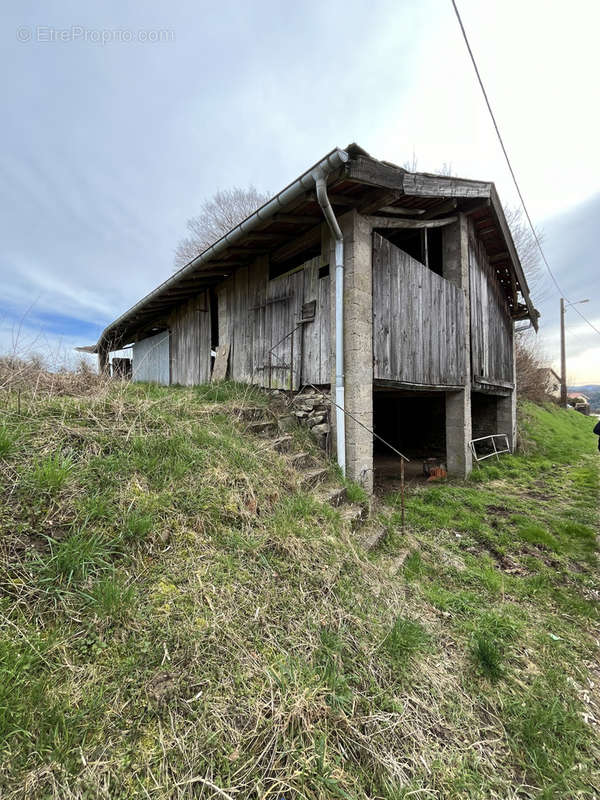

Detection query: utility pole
xmin=560 ymin=298 xmax=567 ymax=408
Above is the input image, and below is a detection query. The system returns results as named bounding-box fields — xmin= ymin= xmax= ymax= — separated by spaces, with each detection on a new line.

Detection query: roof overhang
xmin=90 ymin=143 xmax=538 ymax=353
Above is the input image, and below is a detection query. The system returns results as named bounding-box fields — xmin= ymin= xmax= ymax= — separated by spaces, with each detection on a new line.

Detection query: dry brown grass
xmin=0 ymin=355 xmax=107 ymax=399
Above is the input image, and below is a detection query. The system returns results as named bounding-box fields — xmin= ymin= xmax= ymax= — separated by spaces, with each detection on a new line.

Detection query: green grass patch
xmin=0 ymin=386 xmax=597 ymax=798
xmin=0 ymin=423 xmax=16 ymax=457
xmin=381 ymin=616 xmax=430 ymax=673
xmin=33 ymin=529 xmax=115 ymax=592
xmin=30 ymin=451 xmax=75 ymax=493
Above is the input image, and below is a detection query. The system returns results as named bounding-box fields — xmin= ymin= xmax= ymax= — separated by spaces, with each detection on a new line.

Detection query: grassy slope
xmin=0 ymin=384 xmax=598 ymax=799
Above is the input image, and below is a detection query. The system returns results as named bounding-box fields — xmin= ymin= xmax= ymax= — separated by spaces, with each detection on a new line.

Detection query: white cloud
xmin=1 ymin=0 xmax=599 ymax=381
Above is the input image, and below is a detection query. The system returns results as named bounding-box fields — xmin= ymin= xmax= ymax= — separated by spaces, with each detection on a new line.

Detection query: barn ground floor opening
xmin=470 ymin=390 xmax=513 ymax=459
xmin=372 ymin=387 xmax=447 ymax=493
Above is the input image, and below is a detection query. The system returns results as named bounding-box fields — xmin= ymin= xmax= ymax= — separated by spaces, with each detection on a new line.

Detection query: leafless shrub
xmin=0 ymin=355 xmax=106 ymax=398
xmin=515 ymin=334 xmax=555 ymax=404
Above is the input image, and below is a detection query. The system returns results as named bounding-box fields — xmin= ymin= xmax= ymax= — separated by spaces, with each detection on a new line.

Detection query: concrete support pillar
xmin=446 ymin=390 xmax=472 ymax=476
xmin=329 ymin=211 xmax=374 ymax=491
xmin=443 ymin=214 xmax=472 ymax=478
xmin=496 ymin=327 xmax=517 ymax=451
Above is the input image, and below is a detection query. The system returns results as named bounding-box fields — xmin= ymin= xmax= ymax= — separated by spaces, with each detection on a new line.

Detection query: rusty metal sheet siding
xmin=168 ymin=292 xmax=211 ymax=386
xmin=468 ymin=224 xmax=513 ymax=386
xmin=372 ymin=233 xmax=466 ymax=386
xmin=131 ymin=332 xmax=170 ymax=385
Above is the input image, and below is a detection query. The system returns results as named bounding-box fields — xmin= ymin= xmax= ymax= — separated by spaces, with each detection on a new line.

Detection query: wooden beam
xmin=377 ymin=205 xmax=426 ymax=216
xmin=161 ymin=290 xmax=210 ymax=301
xmin=489 ymin=252 xmax=510 ymax=264
xmin=374 ymin=378 xmax=464 ymax=392
xmin=271 ymin=223 xmax=321 ymax=264
xmin=357 ymin=188 xmax=404 ymax=215
xmin=366 ymin=215 xmax=458 ymax=230
xmin=476 ymin=225 xmax=497 ymax=237
xmin=473 ymin=376 xmax=514 ymax=390
xmin=224 ymin=246 xmax=268 ymax=256
xmin=403 ymin=173 xmax=491 ymax=198
xmin=190 ymin=260 xmax=237 ymax=268
xmin=462 ymin=198 xmax=490 ymax=214
xmin=489 ymin=185 xmax=537 ymax=330
xmin=420 ymin=199 xmax=457 ymax=219
xmin=345 ymin=155 xmax=406 ymax=190
xmin=272 ymin=213 xmax=322 ymax=224
xmin=304 ymin=190 xmax=356 ymax=207
xmin=179 ymin=270 xmax=233 ymax=279
xmin=244 ymin=232 xmax=283 ymax=242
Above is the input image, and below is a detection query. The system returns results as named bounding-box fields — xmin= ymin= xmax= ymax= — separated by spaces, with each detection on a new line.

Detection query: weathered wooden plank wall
xmin=372 ymin=233 xmax=466 ymax=386
xmin=168 ymin=293 xmax=211 ymax=385
xmin=265 ymin=267 xmax=303 ymax=389
xmin=216 ymin=255 xmax=328 ymax=389
xmin=301 ymin=257 xmax=330 ymax=385
xmin=468 ymin=223 xmax=514 ymax=387
xmin=131 ymin=331 xmax=170 ymax=385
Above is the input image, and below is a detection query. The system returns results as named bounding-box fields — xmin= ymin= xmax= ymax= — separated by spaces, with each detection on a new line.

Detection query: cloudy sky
xmin=2 ymin=0 xmax=599 ymax=383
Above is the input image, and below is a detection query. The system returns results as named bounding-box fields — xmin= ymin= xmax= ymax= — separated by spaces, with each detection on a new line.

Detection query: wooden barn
xmin=89 ymin=144 xmax=538 ymax=491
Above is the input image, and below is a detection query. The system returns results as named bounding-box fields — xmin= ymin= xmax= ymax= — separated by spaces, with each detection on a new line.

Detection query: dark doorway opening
xmin=209 ymin=288 xmax=219 ymax=350
xmin=375 ymin=227 xmax=444 ymax=276
xmin=373 ymin=388 xmax=446 ymax=492
xmin=471 ymin=391 xmax=502 ymax=457
xmin=209 ymin=288 xmax=219 ymax=375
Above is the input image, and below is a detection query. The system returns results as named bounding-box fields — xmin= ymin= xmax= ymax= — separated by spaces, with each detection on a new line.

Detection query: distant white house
xmin=539 ymin=367 xmax=561 ymax=400
xmin=567 ymin=392 xmax=590 ymax=415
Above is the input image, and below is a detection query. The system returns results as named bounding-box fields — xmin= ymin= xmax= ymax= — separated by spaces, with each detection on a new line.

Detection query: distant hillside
xmin=569 ymin=385 xmax=600 ymax=412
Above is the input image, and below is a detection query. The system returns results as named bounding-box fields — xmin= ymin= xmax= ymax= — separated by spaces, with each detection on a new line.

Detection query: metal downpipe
xmin=314 ymin=171 xmax=345 ymax=476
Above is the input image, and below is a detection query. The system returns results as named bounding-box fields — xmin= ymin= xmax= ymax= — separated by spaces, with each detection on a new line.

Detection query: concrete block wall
xmin=329 ymin=211 xmax=374 ymax=492
xmin=443 ymin=215 xmax=473 ymax=478
xmin=471 ymin=392 xmax=501 ymax=440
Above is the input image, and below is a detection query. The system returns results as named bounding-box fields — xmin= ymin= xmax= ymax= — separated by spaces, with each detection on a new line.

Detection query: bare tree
xmin=402 ymin=151 xmax=419 ymax=172
xmin=174 ymin=186 xmax=270 ymax=270
xmin=435 ymin=161 xmax=456 ymax=177
xmin=514 ymin=334 xmax=554 ymax=403
xmin=502 ymin=205 xmax=545 ymax=298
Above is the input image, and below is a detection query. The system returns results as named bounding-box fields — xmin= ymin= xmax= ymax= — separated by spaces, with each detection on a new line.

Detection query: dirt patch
xmin=486 ymin=504 xmax=511 ymax=517
xmin=146 ymin=671 xmax=178 ymax=706
xmin=497 ymin=553 xmax=528 ymax=575
xmin=520 ymin=543 xmax=563 ymax=570
xmin=463 ymin=538 xmax=529 ymax=575
xmin=525 ymin=490 xmax=553 ymax=501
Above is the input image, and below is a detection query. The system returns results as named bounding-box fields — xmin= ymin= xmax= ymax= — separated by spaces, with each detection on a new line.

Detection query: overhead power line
xmin=450 ymin=0 xmax=600 ymax=339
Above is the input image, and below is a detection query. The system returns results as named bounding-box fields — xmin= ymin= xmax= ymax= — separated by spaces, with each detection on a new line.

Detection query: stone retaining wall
xmin=269 ymin=388 xmax=331 ymax=451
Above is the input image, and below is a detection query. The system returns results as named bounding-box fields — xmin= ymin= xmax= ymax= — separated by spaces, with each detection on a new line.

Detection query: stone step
xmin=339 ymin=504 xmax=367 ymax=529
xmin=247 ymin=419 xmax=278 ymax=437
xmin=299 ymin=467 xmax=329 ymax=490
xmin=270 ymin=435 xmax=292 ymax=453
xmin=289 ymin=452 xmax=316 ymax=470
xmin=316 ymin=485 xmax=347 ymax=508
xmin=233 ymin=406 xmax=268 ymax=421
xmin=359 ymin=520 xmax=387 ymax=551
xmin=277 ymin=415 xmax=297 ymax=434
